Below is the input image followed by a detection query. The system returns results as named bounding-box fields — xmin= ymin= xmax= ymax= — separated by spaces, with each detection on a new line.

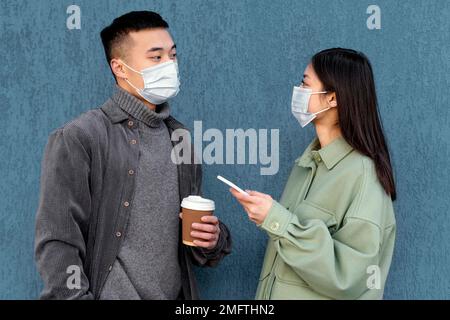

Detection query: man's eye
xmin=151 ymin=56 xmax=161 ymax=61
xmin=170 ymin=53 xmax=177 ymax=59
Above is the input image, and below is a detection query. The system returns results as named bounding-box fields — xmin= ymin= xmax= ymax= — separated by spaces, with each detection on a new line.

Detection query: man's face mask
xmin=291 ymin=85 xmax=331 ymax=128
xmin=122 ymin=60 xmax=180 ymax=105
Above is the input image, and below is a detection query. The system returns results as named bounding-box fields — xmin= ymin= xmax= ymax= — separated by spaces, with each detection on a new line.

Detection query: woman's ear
xmin=328 ymin=92 xmax=337 ymax=108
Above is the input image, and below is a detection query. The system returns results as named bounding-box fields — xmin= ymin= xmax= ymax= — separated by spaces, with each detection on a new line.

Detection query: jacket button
xmin=128 ymin=120 xmax=134 ymax=127
xmin=270 ymin=222 xmax=280 ymax=231
xmin=312 ymin=153 xmax=321 ymax=162
xmin=116 ymin=231 xmax=122 ymax=237
xmin=130 ymin=139 xmax=137 ymax=145
xmin=123 ymin=201 xmax=130 ymax=207
xmin=128 ymin=169 xmax=134 ymax=175
xmin=108 ymin=265 xmax=113 ymax=271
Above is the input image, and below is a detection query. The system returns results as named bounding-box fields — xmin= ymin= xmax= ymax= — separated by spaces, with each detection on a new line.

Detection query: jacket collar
xmin=101 ymin=86 xmax=186 ymax=131
xmin=295 ymin=136 xmax=353 ymax=170
xmin=101 ymin=98 xmax=129 ymax=124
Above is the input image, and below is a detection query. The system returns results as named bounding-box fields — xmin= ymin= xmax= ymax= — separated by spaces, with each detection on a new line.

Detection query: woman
xmin=230 ymin=48 xmax=396 ymax=300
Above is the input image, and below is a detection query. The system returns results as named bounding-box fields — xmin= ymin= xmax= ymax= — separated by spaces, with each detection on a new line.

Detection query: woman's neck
xmin=314 ymin=123 xmax=342 ymax=148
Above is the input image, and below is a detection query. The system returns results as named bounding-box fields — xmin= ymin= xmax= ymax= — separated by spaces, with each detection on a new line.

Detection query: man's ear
xmin=328 ymin=92 xmax=337 ymax=108
xmin=110 ymin=58 xmax=128 ymax=80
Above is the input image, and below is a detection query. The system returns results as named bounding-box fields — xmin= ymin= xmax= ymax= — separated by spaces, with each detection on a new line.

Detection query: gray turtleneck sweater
xmin=99 ymin=87 xmax=182 ymax=300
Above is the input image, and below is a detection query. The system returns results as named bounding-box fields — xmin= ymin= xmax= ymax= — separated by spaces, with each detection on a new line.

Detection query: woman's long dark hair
xmin=311 ymin=48 xmax=396 ymax=200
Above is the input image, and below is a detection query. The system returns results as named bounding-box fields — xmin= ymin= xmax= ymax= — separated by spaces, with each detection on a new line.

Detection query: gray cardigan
xmin=34 ymin=88 xmax=232 ymax=299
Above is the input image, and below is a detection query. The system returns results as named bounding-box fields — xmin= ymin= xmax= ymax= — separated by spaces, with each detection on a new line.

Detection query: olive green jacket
xmin=256 ymin=137 xmax=396 ymax=300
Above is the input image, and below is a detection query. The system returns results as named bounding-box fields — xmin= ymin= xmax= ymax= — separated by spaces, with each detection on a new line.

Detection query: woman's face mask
xmin=122 ymin=60 xmax=180 ymax=105
xmin=291 ymin=85 xmax=331 ymax=128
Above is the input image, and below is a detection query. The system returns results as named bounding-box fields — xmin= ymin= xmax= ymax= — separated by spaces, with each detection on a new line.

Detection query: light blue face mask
xmin=122 ymin=60 xmax=180 ymax=105
xmin=291 ymin=86 xmax=330 ymax=127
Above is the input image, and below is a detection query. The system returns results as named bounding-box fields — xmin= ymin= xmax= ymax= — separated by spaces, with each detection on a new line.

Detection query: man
xmin=34 ymin=10 xmax=231 ymax=300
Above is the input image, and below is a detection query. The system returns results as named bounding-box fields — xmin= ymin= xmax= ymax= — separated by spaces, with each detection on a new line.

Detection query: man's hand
xmin=229 ymin=188 xmax=273 ymax=225
xmin=179 ymin=212 xmax=221 ymax=250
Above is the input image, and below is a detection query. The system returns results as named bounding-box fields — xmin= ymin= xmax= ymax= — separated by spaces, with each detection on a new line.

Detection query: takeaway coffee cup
xmin=181 ymin=195 xmax=215 ymax=246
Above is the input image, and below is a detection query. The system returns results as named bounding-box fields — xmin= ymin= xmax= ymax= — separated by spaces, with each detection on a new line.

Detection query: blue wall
xmin=0 ymin=0 xmax=449 ymax=299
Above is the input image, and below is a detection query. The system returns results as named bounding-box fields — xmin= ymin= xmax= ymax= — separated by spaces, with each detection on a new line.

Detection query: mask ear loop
xmin=120 ymin=60 xmax=145 ymax=96
xmin=121 ymin=60 xmax=143 ymax=75
xmin=310 ymin=91 xmax=332 ymax=115
xmin=309 ymin=91 xmax=331 ymax=116
xmin=124 ymin=78 xmax=140 ymax=92
xmin=312 ymin=106 xmax=331 ymax=116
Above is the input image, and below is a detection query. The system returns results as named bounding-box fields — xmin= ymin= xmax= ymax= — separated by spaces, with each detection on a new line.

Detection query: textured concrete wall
xmin=0 ymin=0 xmax=449 ymax=299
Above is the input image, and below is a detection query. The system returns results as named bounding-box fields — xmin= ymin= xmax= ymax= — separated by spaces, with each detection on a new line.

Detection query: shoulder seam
xmin=61 ymin=114 xmax=98 ymax=156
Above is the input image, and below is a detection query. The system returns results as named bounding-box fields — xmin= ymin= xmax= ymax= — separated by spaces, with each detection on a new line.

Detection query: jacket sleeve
xmin=187 ymin=161 xmax=232 ymax=267
xmin=260 ymin=173 xmax=388 ymax=299
xmin=188 ymin=221 xmax=232 ymax=268
xmin=34 ymin=127 xmax=94 ymax=300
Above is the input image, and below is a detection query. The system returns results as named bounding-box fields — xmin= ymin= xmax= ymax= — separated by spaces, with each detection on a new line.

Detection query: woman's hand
xmin=229 ymin=188 xmax=273 ymax=225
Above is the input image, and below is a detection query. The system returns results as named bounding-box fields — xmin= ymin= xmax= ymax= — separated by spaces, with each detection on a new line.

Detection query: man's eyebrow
xmin=147 ymin=47 xmax=163 ymax=53
xmin=146 ymin=44 xmax=176 ymax=53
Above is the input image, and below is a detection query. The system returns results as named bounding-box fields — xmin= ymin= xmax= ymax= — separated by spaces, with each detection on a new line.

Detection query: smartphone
xmin=217 ymin=175 xmax=250 ymax=196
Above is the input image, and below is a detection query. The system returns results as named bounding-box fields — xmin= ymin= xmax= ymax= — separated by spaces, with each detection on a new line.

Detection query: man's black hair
xmin=100 ymin=11 xmax=169 ymax=64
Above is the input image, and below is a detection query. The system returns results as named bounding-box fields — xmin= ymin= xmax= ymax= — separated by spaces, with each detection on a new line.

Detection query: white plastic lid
xmin=181 ymin=195 xmax=215 ymax=211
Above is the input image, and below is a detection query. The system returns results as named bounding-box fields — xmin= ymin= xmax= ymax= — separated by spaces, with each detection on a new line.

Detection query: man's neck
xmin=117 ymin=82 xmax=157 ymax=111
xmin=142 ymin=99 xmax=157 ymax=111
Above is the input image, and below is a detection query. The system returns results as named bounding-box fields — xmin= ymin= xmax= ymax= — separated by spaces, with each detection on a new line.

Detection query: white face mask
xmin=291 ymin=86 xmax=330 ymax=128
xmin=122 ymin=60 xmax=180 ymax=105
